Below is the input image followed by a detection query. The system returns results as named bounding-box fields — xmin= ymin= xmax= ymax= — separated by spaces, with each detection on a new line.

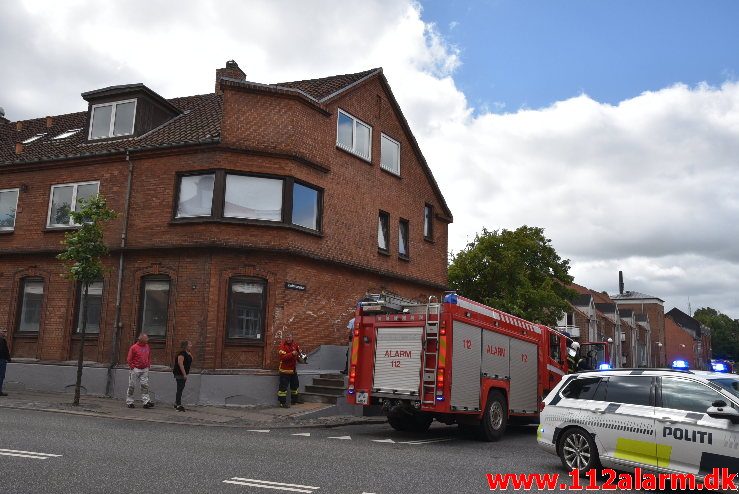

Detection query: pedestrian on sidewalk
xmin=173 ymin=340 xmax=192 ymax=412
xmin=0 ymin=327 xmax=11 ymax=397
xmin=126 ymin=333 xmax=154 ymax=409
xmin=277 ymin=333 xmax=303 ymax=408
xmin=341 ymin=317 xmax=355 ymax=375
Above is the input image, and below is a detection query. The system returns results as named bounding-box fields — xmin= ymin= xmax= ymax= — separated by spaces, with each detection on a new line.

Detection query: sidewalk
xmin=0 ymin=390 xmax=387 ymax=429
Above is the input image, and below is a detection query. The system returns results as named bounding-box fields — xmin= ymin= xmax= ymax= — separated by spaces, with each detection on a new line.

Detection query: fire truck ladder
xmin=421 ymin=296 xmax=442 ymax=405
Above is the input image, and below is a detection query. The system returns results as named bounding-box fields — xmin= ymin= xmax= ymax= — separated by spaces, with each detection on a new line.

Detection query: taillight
xmin=436 ymin=367 xmax=445 ymax=386
xmin=353 ymin=328 xmax=359 ymax=338
xmin=349 ymin=365 xmax=356 ymax=385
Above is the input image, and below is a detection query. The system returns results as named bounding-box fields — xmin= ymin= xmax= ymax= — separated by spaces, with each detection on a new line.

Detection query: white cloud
xmin=2 ymin=0 xmax=738 ymax=317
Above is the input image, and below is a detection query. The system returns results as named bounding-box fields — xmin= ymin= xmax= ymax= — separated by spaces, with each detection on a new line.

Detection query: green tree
xmin=694 ymin=307 xmax=739 ymax=361
xmin=57 ymin=195 xmax=117 ymax=406
xmin=448 ymin=226 xmax=576 ymax=326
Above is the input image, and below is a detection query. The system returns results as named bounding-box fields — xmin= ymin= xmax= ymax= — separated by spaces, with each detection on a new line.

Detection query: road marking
xmin=327 ymin=435 xmax=351 ymax=440
xmin=223 ymin=477 xmax=319 ymax=493
xmin=371 ymin=439 xmax=395 ymax=443
xmin=396 ymin=437 xmax=454 ymax=445
xmin=291 ymin=432 xmax=311 ymax=437
xmin=0 ymin=448 xmax=62 ymax=460
xmin=247 ymin=430 xmax=271 ymax=433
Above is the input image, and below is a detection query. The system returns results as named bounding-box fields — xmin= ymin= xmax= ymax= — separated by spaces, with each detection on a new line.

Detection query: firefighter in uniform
xmin=277 ymin=333 xmax=303 ymax=408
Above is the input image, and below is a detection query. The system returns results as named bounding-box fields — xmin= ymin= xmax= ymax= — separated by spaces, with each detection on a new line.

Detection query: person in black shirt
xmin=173 ymin=340 xmax=193 ymax=411
xmin=0 ymin=327 xmax=11 ymax=397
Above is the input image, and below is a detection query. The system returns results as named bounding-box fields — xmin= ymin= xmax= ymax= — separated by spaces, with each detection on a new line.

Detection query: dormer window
xmin=22 ymin=133 xmax=46 ymax=144
xmin=89 ymin=99 xmax=136 ymax=139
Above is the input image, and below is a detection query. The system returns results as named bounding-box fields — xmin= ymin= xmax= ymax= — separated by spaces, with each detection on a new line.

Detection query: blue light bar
xmin=671 ymin=359 xmax=689 ymax=370
xmin=712 ymin=362 xmax=728 ymax=373
xmin=443 ymin=293 xmax=458 ymax=304
xmin=597 ymin=363 xmax=612 ymax=370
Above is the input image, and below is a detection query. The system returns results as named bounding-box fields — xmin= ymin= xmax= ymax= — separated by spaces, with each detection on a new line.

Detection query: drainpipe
xmin=105 ymin=151 xmax=134 ymax=396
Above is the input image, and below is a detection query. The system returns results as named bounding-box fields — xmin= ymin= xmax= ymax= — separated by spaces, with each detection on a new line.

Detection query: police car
xmin=537 ymin=367 xmax=739 ymax=477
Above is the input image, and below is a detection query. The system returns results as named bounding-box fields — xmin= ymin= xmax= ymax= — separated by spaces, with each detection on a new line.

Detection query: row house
xmin=665 ymin=308 xmax=712 ymax=370
xmin=611 ymin=273 xmax=664 ymax=367
xmin=0 ymin=61 xmax=452 ymax=403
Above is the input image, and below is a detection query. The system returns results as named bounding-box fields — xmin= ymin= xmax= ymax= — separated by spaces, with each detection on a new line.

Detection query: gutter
xmin=105 ymin=150 xmax=134 ymax=396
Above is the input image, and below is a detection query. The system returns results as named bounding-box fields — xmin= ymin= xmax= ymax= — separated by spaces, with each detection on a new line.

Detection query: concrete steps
xmin=302 ymin=373 xmax=346 ymax=404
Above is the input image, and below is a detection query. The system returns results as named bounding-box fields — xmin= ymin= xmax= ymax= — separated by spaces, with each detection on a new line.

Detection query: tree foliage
xmin=57 ymin=195 xmax=117 ymax=406
xmin=448 ymin=226 xmax=575 ymax=326
xmin=693 ymin=307 xmax=739 ymax=361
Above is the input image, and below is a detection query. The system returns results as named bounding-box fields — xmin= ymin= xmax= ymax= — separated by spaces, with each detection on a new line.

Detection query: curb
xmin=0 ymin=403 xmax=388 ymax=430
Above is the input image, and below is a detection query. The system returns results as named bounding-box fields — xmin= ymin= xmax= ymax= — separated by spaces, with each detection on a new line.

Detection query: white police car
xmin=537 ymin=368 xmax=739 ymax=477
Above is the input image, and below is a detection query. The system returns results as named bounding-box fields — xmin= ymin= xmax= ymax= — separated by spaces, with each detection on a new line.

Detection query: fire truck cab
xmin=346 ymin=292 xmax=572 ymax=441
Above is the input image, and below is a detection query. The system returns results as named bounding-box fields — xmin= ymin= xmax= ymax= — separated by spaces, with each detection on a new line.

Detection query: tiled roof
xmin=1 ymin=93 xmax=222 ymax=165
xmin=572 ymin=293 xmax=593 ymax=307
xmin=273 ymin=69 xmax=380 ymax=102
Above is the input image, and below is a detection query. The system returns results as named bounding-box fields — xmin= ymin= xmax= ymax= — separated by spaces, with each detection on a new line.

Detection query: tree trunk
xmin=73 ymin=282 xmax=89 ymax=406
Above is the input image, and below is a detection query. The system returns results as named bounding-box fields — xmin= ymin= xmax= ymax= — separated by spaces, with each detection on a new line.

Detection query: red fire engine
xmin=346 ymin=292 xmax=574 ymax=441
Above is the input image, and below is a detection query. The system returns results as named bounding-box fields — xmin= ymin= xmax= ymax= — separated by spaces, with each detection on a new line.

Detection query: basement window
xmin=337 ymin=109 xmax=371 ymax=161
xmin=89 ymin=99 xmax=136 ymax=139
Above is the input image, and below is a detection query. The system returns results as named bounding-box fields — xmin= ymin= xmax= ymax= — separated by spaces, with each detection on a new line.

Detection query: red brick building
xmin=665 ymin=308 xmax=712 ymax=370
xmin=0 ymin=61 xmax=452 ymax=402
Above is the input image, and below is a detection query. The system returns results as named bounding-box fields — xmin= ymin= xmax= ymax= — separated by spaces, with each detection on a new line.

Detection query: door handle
xmin=658 ymin=416 xmax=676 ymax=424
xmin=592 ymin=408 xmax=606 ymax=414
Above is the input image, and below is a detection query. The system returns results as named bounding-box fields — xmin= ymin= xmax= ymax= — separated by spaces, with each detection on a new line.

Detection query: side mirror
xmin=707 ymin=403 xmax=739 ymax=424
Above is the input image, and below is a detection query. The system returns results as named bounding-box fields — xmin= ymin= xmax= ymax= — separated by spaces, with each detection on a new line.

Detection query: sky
xmin=1 ymin=0 xmax=738 ymax=318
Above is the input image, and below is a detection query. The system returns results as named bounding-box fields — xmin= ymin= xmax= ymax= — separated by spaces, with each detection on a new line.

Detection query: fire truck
xmin=346 ymin=292 xmax=574 ymax=441
xmin=577 ymin=340 xmax=615 ymax=370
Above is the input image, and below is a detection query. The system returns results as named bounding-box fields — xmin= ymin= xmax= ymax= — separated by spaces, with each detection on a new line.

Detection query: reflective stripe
xmin=439 ymin=336 xmax=447 ymax=368
xmin=547 ymin=364 xmax=565 ymax=376
xmin=456 ymin=298 xmax=500 ymax=319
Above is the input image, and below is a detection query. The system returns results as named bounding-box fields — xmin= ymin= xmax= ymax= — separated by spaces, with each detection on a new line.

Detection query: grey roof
xmin=595 ymin=303 xmax=617 ymax=313
xmin=611 ymin=290 xmax=665 ymax=303
xmin=572 ymin=294 xmax=593 ymax=307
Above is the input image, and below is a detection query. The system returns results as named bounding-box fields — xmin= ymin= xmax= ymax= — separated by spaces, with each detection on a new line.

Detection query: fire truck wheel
xmin=409 ymin=413 xmax=433 ymax=433
xmin=388 ymin=413 xmax=433 ymax=432
xmin=480 ymin=390 xmax=507 ymax=442
xmin=388 ymin=415 xmax=412 ymax=432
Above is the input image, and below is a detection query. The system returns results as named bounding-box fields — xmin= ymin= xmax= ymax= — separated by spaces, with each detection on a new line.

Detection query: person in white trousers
xmin=126 ymin=333 xmax=153 ymax=408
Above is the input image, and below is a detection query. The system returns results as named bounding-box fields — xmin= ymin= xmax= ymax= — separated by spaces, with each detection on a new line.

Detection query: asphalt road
xmin=0 ymin=408 xmax=649 ymax=494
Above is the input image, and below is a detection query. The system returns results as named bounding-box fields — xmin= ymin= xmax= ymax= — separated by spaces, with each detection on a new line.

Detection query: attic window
xmin=22 ymin=133 xmax=46 ymax=144
xmin=53 ymin=128 xmax=82 ymax=140
xmin=89 ymin=99 xmax=136 ymax=139
xmin=337 ymin=109 xmax=371 ymax=161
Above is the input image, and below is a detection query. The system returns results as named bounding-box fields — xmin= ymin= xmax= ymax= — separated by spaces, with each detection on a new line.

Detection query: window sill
xmin=423 ymin=236 xmax=434 ymax=244
xmin=169 ymin=218 xmax=323 ymax=238
xmin=380 ymin=166 xmax=401 ymax=179
xmin=13 ymin=332 xmax=39 ymax=339
xmin=398 ymin=254 xmax=410 ymax=262
xmin=224 ymin=339 xmax=265 ymax=347
xmin=378 ymin=248 xmax=390 ymax=256
xmin=0 ymin=229 xmax=14 ymax=235
xmin=71 ymin=333 xmax=100 ymax=340
xmin=336 ymin=145 xmax=372 ymax=164
xmin=45 ymin=225 xmax=80 ymax=232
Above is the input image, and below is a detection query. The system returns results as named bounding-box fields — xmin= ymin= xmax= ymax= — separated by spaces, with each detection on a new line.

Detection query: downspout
xmin=105 ymin=151 xmax=134 ymax=396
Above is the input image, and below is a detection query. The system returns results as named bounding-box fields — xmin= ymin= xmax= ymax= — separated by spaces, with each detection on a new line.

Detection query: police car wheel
xmin=480 ymin=390 xmax=507 ymax=442
xmin=558 ymin=428 xmax=600 ymax=474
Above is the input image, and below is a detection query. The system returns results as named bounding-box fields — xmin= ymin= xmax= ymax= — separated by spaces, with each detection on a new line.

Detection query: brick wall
xmin=664 ymin=316 xmax=697 ymax=368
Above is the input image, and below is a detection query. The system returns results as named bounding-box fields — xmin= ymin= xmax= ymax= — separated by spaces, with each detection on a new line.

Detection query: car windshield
xmin=709 ymin=377 xmax=739 ymax=400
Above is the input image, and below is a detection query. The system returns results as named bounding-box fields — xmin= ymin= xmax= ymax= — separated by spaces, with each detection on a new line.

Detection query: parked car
xmin=538 ymin=368 xmax=739 ymax=477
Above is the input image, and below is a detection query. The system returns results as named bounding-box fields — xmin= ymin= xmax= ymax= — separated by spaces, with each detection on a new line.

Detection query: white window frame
xmin=380 ymin=133 xmax=401 ymax=176
xmin=88 ymin=99 xmax=137 ymax=140
xmin=336 ymin=109 xmax=372 ymax=161
xmin=46 ymin=181 xmax=100 ymax=228
xmin=0 ymin=188 xmax=20 ymax=231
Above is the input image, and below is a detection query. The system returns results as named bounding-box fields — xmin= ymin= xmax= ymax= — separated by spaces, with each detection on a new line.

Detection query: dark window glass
xmin=18 ymin=278 xmax=44 ymax=333
xmin=76 ymin=281 xmax=103 ymax=334
xmin=227 ymin=278 xmax=266 ymax=340
xmin=711 ymin=378 xmax=739 ymax=400
xmin=292 ymin=183 xmax=319 ymax=230
xmin=661 ymin=377 xmax=727 ymax=414
xmin=566 ymin=312 xmax=574 ymax=326
xmin=140 ymin=278 xmax=170 ymax=337
xmin=112 ymin=101 xmax=136 ymax=136
xmin=562 ymin=377 xmax=605 ymax=400
xmin=605 ymin=376 xmax=653 ymax=406
xmin=399 ymin=219 xmax=409 ymax=257
xmin=423 ymin=205 xmax=433 ymax=239
xmin=549 ymin=333 xmax=561 ymax=362
xmin=378 ymin=211 xmax=389 ymax=251
xmin=176 ymin=174 xmax=215 ymax=218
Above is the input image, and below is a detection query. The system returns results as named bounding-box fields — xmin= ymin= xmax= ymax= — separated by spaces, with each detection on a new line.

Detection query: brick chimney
xmin=215 ymin=60 xmax=246 ymax=95
xmin=46 ymin=116 xmax=54 ymax=128
xmin=15 ymin=142 xmax=23 ymax=155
